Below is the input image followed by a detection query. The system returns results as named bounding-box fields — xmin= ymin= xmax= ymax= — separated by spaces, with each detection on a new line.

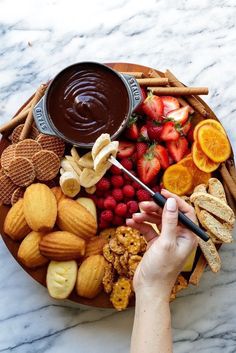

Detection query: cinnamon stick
xmin=226 ymin=159 xmax=236 ymax=185
xmin=19 ymin=84 xmax=47 ymax=140
xmin=147 ymin=69 xmax=161 ymax=78
xmin=223 ymin=181 xmax=236 ymax=215
xmin=120 ymin=71 xmax=145 ymax=78
xmin=165 ymin=70 xmax=209 ymax=117
xmin=189 ymin=254 xmax=207 ymax=285
xmin=220 ymin=163 xmax=236 ymax=201
xmin=137 ymin=78 xmax=169 ymax=86
xmin=0 ymin=107 xmax=30 ymax=134
xmin=149 ymin=86 xmax=209 ymax=96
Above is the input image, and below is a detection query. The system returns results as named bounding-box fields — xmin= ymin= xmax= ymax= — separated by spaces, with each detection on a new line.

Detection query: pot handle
xmin=33 ymin=97 xmax=56 ymax=136
xmin=122 ymin=74 xmax=143 ymax=112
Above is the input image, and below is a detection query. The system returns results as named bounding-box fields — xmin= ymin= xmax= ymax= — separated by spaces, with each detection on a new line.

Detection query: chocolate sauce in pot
xmin=47 ymin=63 xmax=129 ymax=145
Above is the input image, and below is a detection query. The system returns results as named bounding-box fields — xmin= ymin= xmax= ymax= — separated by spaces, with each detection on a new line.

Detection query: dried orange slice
xmin=179 ymin=155 xmax=211 ymax=190
xmin=163 ymin=164 xmax=193 ymax=195
xmin=192 ymin=141 xmax=220 ymax=172
xmin=193 ymin=119 xmax=226 ymax=140
xmin=198 ymin=125 xmax=231 ymax=162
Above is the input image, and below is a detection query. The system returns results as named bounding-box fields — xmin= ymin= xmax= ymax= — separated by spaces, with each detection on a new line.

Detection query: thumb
xmin=160 ymin=197 xmax=178 ymax=241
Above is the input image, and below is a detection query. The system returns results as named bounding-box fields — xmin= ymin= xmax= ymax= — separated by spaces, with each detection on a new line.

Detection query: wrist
xmin=135 ymin=285 xmax=171 ymax=305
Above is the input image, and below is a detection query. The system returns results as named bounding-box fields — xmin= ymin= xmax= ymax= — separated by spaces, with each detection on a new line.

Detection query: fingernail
xmin=166 ymin=198 xmax=176 ymax=212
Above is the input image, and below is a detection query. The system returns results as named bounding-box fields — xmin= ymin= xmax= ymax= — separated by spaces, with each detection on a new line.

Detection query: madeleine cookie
xmin=18 ymin=231 xmax=49 ymax=268
xmin=4 ymin=198 xmax=31 ymax=240
xmin=47 ymin=260 xmax=77 ymax=299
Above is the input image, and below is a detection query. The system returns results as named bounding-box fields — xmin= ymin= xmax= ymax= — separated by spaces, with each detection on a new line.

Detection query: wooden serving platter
xmin=0 ymin=62 xmax=235 ymax=309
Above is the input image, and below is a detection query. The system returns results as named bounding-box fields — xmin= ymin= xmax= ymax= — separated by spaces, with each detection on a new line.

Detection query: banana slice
xmin=46 ymin=260 xmax=77 ymax=299
xmin=78 ymin=152 xmax=94 ymax=169
xmin=92 ymin=133 xmax=111 ymax=160
xmin=61 ymin=158 xmax=75 ymax=173
xmin=71 ymin=146 xmax=80 ymax=164
xmin=60 ymin=168 xmax=65 ymax=175
xmin=80 ymin=168 xmax=104 ymax=188
xmin=93 ymin=141 xmax=119 ymax=173
xmin=60 ymin=171 xmax=81 ymax=197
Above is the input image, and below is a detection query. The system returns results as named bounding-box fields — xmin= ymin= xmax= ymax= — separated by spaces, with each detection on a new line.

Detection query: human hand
xmin=126 ymin=189 xmax=198 ymax=299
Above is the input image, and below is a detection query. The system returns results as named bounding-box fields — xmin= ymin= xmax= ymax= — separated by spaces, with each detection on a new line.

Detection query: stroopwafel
xmin=10 ymin=124 xmax=40 ymax=144
xmin=11 ymin=187 xmax=25 ymax=205
xmin=36 ymin=134 xmax=65 ymax=158
xmin=32 ymin=150 xmax=60 ymax=181
xmin=0 ymin=174 xmax=17 ymax=204
xmin=8 ymin=157 xmax=36 ymax=187
xmin=15 ymin=139 xmax=42 ymax=160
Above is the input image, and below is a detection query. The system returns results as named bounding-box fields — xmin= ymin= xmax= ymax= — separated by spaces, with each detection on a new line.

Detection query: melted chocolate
xmin=47 ymin=63 xmax=129 ymax=145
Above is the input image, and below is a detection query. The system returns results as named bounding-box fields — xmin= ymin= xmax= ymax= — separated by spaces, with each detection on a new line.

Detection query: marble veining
xmin=1 ymin=0 xmax=236 ymax=352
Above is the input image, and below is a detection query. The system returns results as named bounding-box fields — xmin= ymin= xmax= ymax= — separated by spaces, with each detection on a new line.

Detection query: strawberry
xmin=117 ymin=141 xmax=136 ymax=158
xmin=161 ymin=96 xmax=180 ymax=116
xmin=136 ymin=142 xmax=148 ymax=159
xmin=187 ymin=126 xmax=194 ymax=143
xmin=137 ymin=151 xmax=161 ymax=185
xmin=142 ymin=93 xmax=164 ymax=121
xmin=125 ymin=115 xmax=139 ymax=140
xmin=135 ymin=88 xmax=147 ymax=114
xmin=120 ymin=158 xmax=133 ymax=170
xmin=160 ymin=121 xmax=180 ymax=141
xmin=166 ymin=137 xmax=188 ymax=162
xmin=166 ymin=106 xmax=189 ymax=126
xmin=151 ymin=144 xmax=169 ymax=169
xmin=147 ymin=120 xmax=163 ymax=142
xmin=139 ymin=125 xmax=149 ymax=141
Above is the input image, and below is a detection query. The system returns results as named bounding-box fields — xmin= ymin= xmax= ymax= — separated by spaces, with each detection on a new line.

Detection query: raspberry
xmin=96 ymin=177 xmax=111 ymax=191
xmin=100 ymin=210 xmax=113 ymax=222
xmin=136 ymin=189 xmax=151 ymax=202
xmin=113 ymin=215 xmax=124 ymax=226
xmin=99 ymin=219 xmax=110 ymax=230
xmin=104 ymin=196 xmax=117 ymax=210
xmin=112 ymin=188 xmax=123 ymax=202
xmin=115 ymin=203 xmax=128 ymax=217
xmin=96 ymin=198 xmax=105 ymax=209
xmin=110 ymin=164 xmax=122 ymax=175
xmin=132 ymin=181 xmax=142 ymax=190
xmin=123 ymin=170 xmax=136 ymax=182
xmin=127 ymin=200 xmax=139 ymax=215
xmin=111 ymin=175 xmax=124 ymax=188
xmin=123 ymin=185 xmax=135 ymax=198
xmin=120 ymin=158 xmax=133 ymax=170
xmin=152 ymin=185 xmax=160 ymax=193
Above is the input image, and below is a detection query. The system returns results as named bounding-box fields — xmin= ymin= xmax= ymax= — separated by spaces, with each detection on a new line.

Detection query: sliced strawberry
xmin=146 ymin=120 xmax=163 ymax=142
xmin=137 ymin=151 xmax=161 ymax=185
xmin=117 ymin=141 xmax=136 ymax=158
xmin=125 ymin=116 xmax=139 ymax=140
xmin=160 ymin=121 xmax=180 ymax=141
xmin=135 ymin=88 xmax=147 ymax=114
xmin=166 ymin=137 xmax=188 ymax=162
xmin=166 ymin=106 xmax=189 ymax=125
xmin=136 ymin=142 xmax=148 ymax=159
xmin=142 ymin=93 xmax=164 ymax=121
xmin=151 ymin=144 xmax=169 ymax=169
xmin=138 ymin=125 xmax=149 ymax=141
xmin=161 ymin=96 xmax=180 ymax=116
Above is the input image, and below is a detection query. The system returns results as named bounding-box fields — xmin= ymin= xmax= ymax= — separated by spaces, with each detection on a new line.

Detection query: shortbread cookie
xmin=208 ymin=178 xmax=227 ymax=204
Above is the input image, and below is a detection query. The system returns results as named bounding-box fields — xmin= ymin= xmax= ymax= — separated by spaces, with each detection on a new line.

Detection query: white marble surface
xmin=1 ymin=0 xmax=236 ymax=352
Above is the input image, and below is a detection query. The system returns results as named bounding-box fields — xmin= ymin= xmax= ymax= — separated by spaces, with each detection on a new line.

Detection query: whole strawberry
xmin=137 ymin=150 xmax=161 ymax=185
xmin=147 ymin=120 xmax=163 ymax=142
xmin=125 ymin=115 xmax=139 ymax=141
xmin=142 ymin=93 xmax=164 ymax=121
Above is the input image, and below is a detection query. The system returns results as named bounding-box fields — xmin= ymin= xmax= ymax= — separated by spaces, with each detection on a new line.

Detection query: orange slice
xmin=198 ymin=125 xmax=231 ymax=162
xmin=179 ymin=155 xmax=211 ymax=190
xmin=192 ymin=141 xmax=220 ymax=172
xmin=193 ymin=119 xmax=226 ymax=140
xmin=163 ymin=164 xmax=193 ymax=196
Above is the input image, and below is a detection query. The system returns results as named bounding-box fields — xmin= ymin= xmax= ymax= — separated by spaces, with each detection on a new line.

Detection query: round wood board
xmin=0 ymin=62 xmax=234 ymax=309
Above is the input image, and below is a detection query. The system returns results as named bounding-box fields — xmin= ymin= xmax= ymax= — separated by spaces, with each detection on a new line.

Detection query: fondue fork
xmin=108 ymin=156 xmax=209 ymax=242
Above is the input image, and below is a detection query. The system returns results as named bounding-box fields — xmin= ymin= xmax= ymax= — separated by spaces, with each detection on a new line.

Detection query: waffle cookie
xmin=0 ymin=174 xmax=17 ymax=204
xmin=10 ymin=124 xmax=40 ymax=144
xmin=0 ymin=144 xmax=16 ymax=171
xmin=36 ymin=134 xmax=65 ymax=158
xmin=11 ymin=187 xmax=25 ymax=205
xmin=8 ymin=157 xmax=36 ymax=187
xmin=15 ymin=139 xmax=42 ymax=160
xmin=32 ymin=150 xmax=60 ymax=181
